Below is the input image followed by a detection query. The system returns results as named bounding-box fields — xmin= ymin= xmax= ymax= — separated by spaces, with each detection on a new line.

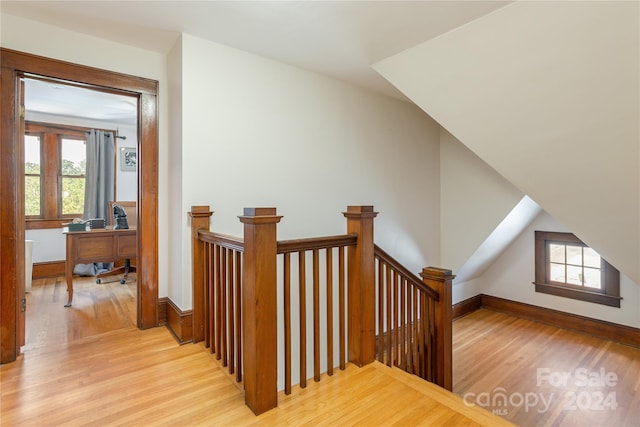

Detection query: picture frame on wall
xmin=120 ymin=147 xmax=137 ymax=171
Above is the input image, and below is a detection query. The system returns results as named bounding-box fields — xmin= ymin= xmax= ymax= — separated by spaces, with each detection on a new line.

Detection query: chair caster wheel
xmin=96 ymin=279 xmax=102 ymax=284
xmin=120 ymin=279 xmax=126 ymax=284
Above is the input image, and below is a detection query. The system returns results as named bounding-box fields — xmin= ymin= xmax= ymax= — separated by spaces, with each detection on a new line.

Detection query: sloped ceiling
xmin=1 ymin=0 xmax=509 ymax=101
xmin=374 ymin=1 xmax=640 ymax=283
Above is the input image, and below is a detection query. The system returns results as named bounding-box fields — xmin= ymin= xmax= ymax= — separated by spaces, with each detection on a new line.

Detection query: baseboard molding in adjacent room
xmin=32 ymin=261 xmax=65 ymax=279
xmin=453 ymin=293 xmax=640 ymax=349
xmin=159 ymin=297 xmax=193 ymax=344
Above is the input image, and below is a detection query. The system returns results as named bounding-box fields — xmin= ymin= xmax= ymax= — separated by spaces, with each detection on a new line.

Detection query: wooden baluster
xmin=377 ymin=260 xmax=384 ymax=362
xmin=326 ymin=248 xmax=334 ymax=376
xmin=406 ymin=283 xmax=413 ymax=374
xmin=189 ymin=206 xmax=213 ymax=344
xmin=428 ymin=297 xmax=435 ymax=382
xmin=215 ymin=245 xmax=222 ymax=360
xmin=299 ymin=251 xmax=307 ymax=388
xmin=228 ymin=250 xmax=234 ymax=374
xmin=239 ymin=207 xmax=282 ymax=415
xmin=419 ymin=293 xmax=425 ymax=380
xmin=392 ymin=271 xmax=398 ymax=367
xmin=313 ymin=249 xmax=320 ymax=382
xmin=400 ymin=277 xmax=406 ymax=370
xmin=207 ymin=243 xmax=214 ymax=352
xmin=411 ymin=286 xmax=418 ymax=375
xmin=385 ymin=264 xmax=392 ymax=367
xmin=338 ymin=246 xmax=346 ymax=370
xmin=221 ymin=248 xmax=228 ymax=367
xmin=284 ymin=253 xmax=292 ymax=395
xmin=421 ymin=267 xmax=454 ymax=391
xmin=204 ymin=242 xmax=210 ymax=349
xmin=235 ymin=251 xmax=242 ymax=383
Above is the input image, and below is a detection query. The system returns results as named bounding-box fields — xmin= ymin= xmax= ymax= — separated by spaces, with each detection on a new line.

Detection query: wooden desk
xmin=64 ymin=227 xmax=137 ymax=307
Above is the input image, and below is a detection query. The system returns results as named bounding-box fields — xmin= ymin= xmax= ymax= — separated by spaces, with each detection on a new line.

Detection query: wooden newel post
xmin=239 ymin=207 xmax=282 ymax=415
xmin=343 ymin=205 xmax=378 ymax=367
xmin=420 ymin=266 xmax=454 ymax=391
xmin=189 ymin=206 xmax=213 ymax=343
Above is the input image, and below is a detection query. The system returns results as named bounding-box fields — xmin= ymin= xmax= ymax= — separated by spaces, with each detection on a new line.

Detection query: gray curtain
xmin=74 ymin=130 xmax=114 ymax=276
xmin=84 ymin=130 xmax=115 ymax=221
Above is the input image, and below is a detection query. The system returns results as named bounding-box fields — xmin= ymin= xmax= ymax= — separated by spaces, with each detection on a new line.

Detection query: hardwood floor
xmin=453 ymin=309 xmax=640 ymax=427
xmin=23 ymin=275 xmax=137 ymax=352
xmin=2 ymin=277 xmax=510 ymax=426
xmin=15 ymin=277 xmax=636 ymax=426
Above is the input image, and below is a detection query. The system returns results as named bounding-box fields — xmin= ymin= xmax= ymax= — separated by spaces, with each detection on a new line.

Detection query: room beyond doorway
xmin=1 ymin=48 xmax=159 ymax=363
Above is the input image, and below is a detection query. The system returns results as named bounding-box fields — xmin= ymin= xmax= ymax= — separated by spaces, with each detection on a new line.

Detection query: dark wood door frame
xmin=0 ymin=48 xmax=159 ymax=363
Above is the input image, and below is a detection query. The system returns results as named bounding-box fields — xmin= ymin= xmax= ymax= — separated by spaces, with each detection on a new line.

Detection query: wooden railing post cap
xmin=238 ymin=207 xmax=283 ymax=224
xmin=420 ymin=267 xmax=456 ymax=281
xmin=343 ymin=205 xmax=378 ymax=218
xmin=189 ymin=205 xmax=213 ymax=218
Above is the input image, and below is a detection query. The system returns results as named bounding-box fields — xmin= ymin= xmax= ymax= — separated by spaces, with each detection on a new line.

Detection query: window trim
xmin=534 ymin=231 xmax=621 ymax=307
xmin=25 ymin=122 xmax=90 ymax=229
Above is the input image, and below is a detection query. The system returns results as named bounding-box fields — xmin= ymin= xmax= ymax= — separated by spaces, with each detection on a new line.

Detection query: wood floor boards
xmin=453 ymin=309 xmax=640 ymax=427
xmin=23 ymin=275 xmax=137 ymax=352
xmin=2 ymin=326 xmax=510 ymax=426
xmin=3 ymin=278 xmax=509 ymax=426
xmin=13 ymin=277 xmax=636 ymax=426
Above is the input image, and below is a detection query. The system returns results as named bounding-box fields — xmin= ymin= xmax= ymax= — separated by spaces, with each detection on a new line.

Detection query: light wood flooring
xmin=7 ymin=277 xmax=638 ymax=426
xmin=22 ymin=274 xmax=137 ymax=352
xmin=454 ymin=309 xmax=640 ymax=427
xmin=2 ymin=277 xmax=509 ymax=426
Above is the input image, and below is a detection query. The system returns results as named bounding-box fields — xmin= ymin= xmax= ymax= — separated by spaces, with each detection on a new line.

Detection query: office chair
xmin=95 ymin=201 xmax=137 ymax=285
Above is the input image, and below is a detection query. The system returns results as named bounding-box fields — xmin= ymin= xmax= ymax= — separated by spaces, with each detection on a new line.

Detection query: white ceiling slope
xmin=1 ymin=0 xmax=509 ymax=101
xmin=374 ymin=1 xmax=640 ymax=283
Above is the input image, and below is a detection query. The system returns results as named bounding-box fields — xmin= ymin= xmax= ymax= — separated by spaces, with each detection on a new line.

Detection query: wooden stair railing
xmin=277 ymin=233 xmax=358 ymax=394
xmin=189 ymin=205 xmax=453 ymax=415
xmin=190 ymin=206 xmax=245 ymax=385
xmin=374 ymin=245 xmax=454 ymax=390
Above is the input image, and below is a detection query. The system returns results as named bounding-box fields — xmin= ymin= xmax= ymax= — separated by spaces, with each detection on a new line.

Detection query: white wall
xmin=175 ymin=33 xmax=441 ymax=388
xmin=176 ymin=33 xmax=441 ymax=309
xmin=2 ymin=13 xmax=171 ymax=297
xmin=167 ymin=36 xmax=184 ymax=306
xmin=471 ymin=211 xmax=640 ymax=329
xmin=440 ymin=128 xmax=523 ymax=273
xmin=375 ymin=1 xmax=640 ymax=284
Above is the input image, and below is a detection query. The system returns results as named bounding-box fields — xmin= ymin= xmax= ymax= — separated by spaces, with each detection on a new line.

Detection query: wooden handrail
xmin=189 ymin=204 xmax=454 ymax=415
xmin=277 ymin=234 xmax=357 ymax=253
xmin=198 ymin=230 xmax=245 ymax=252
xmin=374 ymin=244 xmax=439 ymax=301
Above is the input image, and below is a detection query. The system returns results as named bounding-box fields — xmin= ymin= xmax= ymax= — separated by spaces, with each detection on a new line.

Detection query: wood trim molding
xmin=160 ymin=297 xmax=193 ymax=344
xmin=456 ymin=294 xmax=640 ymax=349
xmin=1 ymin=48 xmax=159 ymax=363
xmin=32 ymin=261 xmax=65 ymax=279
xmin=452 ymin=295 xmax=482 ymax=319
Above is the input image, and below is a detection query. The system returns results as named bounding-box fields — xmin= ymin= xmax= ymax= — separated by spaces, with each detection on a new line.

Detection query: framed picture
xmin=120 ymin=147 xmax=137 ymax=171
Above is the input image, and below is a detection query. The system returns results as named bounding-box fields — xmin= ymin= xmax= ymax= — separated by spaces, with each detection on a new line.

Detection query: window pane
xmin=25 ymin=134 xmax=41 ymax=216
xmin=583 ymin=267 xmax=602 ymax=289
xmin=61 ymin=177 xmax=85 ymax=215
xmin=583 ymin=247 xmax=601 ymax=268
xmin=567 ymin=265 xmax=582 ymax=285
xmin=25 ymin=176 xmax=41 ymax=216
xmin=549 ymin=244 xmax=565 ymax=263
xmin=566 ymin=245 xmax=582 ymax=266
xmin=25 ymin=135 xmax=41 ymax=173
xmin=550 ymin=263 xmax=565 ymax=283
xmin=60 ymin=138 xmax=86 ymax=176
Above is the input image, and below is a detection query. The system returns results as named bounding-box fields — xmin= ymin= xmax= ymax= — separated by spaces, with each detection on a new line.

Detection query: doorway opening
xmin=1 ymin=48 xmax=159 ymax=364
xmin=23 ymin=75 xmax=140 ymax=351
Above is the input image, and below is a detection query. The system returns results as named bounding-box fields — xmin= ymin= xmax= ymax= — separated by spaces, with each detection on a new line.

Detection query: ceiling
xmin=3 ymin=0 xmax=510 ymax=120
